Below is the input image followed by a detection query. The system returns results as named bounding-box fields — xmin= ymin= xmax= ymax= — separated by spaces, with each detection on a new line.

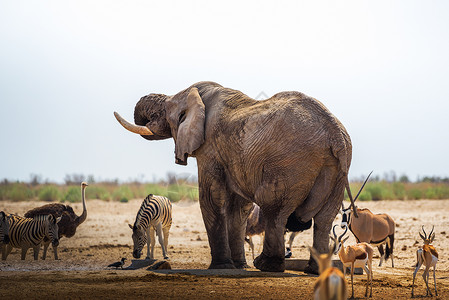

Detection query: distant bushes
xmin=86 ymin=186 xmax=111 ymax=201
xmin=346 ymin=181 xmax=449 ymax=201
xmin=2 ymin=183 xmax=35 ymax=201
xmin=112 ymin=185 xmax=133 ymax=202
xmin=64 ymin=186 xmax=81 ymax=203
xmin=1 ymin=177 xmax=448 ymax=202
xmin=38 ymin=185 xmax=60 ymax=202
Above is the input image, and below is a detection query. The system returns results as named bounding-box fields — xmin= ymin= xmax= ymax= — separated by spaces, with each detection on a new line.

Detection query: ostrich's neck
xmin=76 ymin=185 xmax=88 ymax=225
xmin=81 ymin=186 xmax=87 ymax=212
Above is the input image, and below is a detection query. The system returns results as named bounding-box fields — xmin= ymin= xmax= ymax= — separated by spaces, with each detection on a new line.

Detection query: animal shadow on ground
xmin=124 ymin=259 xmax=156 ymax=270
xmin=124 ymin=259 xmax=305 ymax=278
xmin=149 ymin=269 xmax=306 ymax=278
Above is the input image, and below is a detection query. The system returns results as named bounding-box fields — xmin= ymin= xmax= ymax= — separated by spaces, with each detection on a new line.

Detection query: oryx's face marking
xmin=340 ymin=208 xmax=351 ymax=228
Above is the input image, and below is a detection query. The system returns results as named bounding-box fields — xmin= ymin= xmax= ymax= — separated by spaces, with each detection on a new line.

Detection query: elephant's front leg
xmin=198 ymin=168 xmax=234 ymax=269
xmin=226 ymin=196 xmax=253 ymax=269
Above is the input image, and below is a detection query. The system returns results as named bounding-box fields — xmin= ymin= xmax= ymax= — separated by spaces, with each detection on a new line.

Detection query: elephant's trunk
xmin=76 ymin=182 xmax=88 ymax=226
xmin=114 ymin=112 xmax=154 ymax=135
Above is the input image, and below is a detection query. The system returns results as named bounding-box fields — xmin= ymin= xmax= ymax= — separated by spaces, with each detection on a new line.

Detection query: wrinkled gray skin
xmin=115 ymin=81 xmax=354 ymax=273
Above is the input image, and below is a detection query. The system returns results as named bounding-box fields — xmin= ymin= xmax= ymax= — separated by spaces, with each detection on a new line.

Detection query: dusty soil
xmin=1 ymin=198 xmax=448 ymax=299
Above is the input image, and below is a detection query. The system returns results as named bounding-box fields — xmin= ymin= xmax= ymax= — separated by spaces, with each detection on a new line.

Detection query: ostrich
xmin=24 ymin=182 xmax=88 ymax=259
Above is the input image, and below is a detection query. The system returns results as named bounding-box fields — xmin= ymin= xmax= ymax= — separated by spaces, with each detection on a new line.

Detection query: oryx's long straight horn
xmin=354 ymin=171 xmax=373 ymax=202
xmin=114 ymin=111 xmax=154 ymax=135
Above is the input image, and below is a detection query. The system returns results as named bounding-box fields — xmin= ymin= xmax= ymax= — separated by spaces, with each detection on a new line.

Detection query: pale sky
xmin=1 ymin=0 xmax=449 ymax=183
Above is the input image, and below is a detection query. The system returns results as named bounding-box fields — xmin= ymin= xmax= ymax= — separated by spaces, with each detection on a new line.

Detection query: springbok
xmin=244 ymin=203 xmax=306 ymax=260
xmin=333 ymin=224 xmax=374 ymax=299
xmin=340 ymin=172 xmax=395 ymax=267
xmin=245 ymin=203 xmax=265 ymax=260
xmin=309 ymin=240 xmax=348 ymax=300
xmin=412 ymin=225 xmax=438 ymax=297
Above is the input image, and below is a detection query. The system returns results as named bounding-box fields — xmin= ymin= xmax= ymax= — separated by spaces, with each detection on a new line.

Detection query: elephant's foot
xmin=233 ymin=260 xmax=250 ymax=269
xmin=208 ymin=259 xmax=236 ymax=269
xmin=304 ymin=257 xmax=319 ymax=275
xmin=253 ymin=252 xmax=285 ymax=272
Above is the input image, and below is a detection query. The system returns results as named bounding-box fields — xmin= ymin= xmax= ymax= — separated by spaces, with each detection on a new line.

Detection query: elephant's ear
xmin=173 ymin=88 xmax=205 ymax=165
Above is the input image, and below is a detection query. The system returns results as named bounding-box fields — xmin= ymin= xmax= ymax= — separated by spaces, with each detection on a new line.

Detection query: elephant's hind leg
xmin=253 ymin=200 xmax=292 ymax=272
xmin=303 ymin=165 xmax=343 ymax=274
xmin=253 ymin=218 xmax=286 ymax=272
xmin=226 ymin=195 xmax=253 ymax=269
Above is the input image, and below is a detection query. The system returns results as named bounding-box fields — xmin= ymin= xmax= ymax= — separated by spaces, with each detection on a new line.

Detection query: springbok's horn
xmin=429 ymin=225 xmax=434 ymax=238
xmin=339 ymin=224 xmax=348 ymax=242
xmin=353 ymin=171 xmax=373 ymax=202
xmin=114 ymin=112 xmax=154 ymax=135
xmin=422 ymin=225 xmax=427 ymax=239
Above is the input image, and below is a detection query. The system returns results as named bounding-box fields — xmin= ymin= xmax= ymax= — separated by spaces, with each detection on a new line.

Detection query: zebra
xmin=128 ymin=194 xmax=172 ymax=260
xmin=0 ymin=211 xmax=10 ymax=244
xmin=2 ymin=214 xmax=61 ymax=260
xmin=0 ymin=211 xmax=11 ymax=259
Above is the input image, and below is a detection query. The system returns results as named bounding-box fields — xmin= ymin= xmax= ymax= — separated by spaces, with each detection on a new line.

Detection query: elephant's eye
xmin=178 ymin=111 xmax=186 ymax=125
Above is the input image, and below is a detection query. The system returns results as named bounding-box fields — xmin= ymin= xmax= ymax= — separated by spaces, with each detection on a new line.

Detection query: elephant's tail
xmin=329 ymin=127 xmax=358 ymax=216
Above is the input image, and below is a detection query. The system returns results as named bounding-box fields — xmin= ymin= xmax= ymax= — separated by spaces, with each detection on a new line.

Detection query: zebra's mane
xmin=134 ymin=194 xmax=154 ymax=229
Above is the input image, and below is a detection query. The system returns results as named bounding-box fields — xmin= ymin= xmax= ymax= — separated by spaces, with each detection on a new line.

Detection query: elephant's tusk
xmin=114 ymin=111 xmax=154 ymax=135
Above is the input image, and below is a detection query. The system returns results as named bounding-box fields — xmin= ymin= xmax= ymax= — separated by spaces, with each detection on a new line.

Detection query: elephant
xmin=114 ymin=81 xmax=357 ymax=273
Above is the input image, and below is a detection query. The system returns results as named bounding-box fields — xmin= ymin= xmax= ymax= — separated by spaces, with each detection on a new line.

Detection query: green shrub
xmin=392 ymin=182 xmax=406 ymax=200
xmin=365 ymin=184 xmax=384 ymax=200
xmin=112 ymin=186 xmax=133 ymax=202
xmin=145 ymin=184 xmax=168 ymax=198
xmin=358 ymin=190 xmax=372 ymax=201
xmin=86 ymin=186 xmax=111 ymax=201
xmin=0 ymin=185 xmax=6 ymax=200
xmin=166 ymin=184 xmax=198 ymax=202
xmin=64 ymin=186 xmax=81 ymax=203
xmin=407 ymin=188 xmax=423 ymax=200
xmin=7 ymin=183 xmax=34 ymax=201
xmin=38 ymin=185 xmax=60 ymax=202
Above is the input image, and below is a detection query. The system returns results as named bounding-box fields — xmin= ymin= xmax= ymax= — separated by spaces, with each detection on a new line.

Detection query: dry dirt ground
xmin=1 ymin=198 xmax=448 ymax=299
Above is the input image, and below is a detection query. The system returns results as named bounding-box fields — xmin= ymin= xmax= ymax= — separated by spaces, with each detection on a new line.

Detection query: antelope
xmin=308 ymin=241 xmax=348 ymax=300
xmin=412 ymin=226 xmax=438 ymax=297
xmin=245 ymin=203 xmax=265 ymax=260
xmin=340 ymin=172 xmax=395 ymax=267
xmin=333 ymin=224 xmax=374 ymax=298
xmin=244 ymin=203 xmax=306 ymax=260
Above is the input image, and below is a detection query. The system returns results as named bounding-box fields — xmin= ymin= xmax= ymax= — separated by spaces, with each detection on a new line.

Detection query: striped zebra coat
xmin=129 ymin=194 xmax=172 ymax=260
xmin=3 ymin=214 xmax=61 ymax=260
xmin=0 ymin=212 xmax=11 ymax=259
xmin=0 ymin=211 xmax=10 ymax=244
